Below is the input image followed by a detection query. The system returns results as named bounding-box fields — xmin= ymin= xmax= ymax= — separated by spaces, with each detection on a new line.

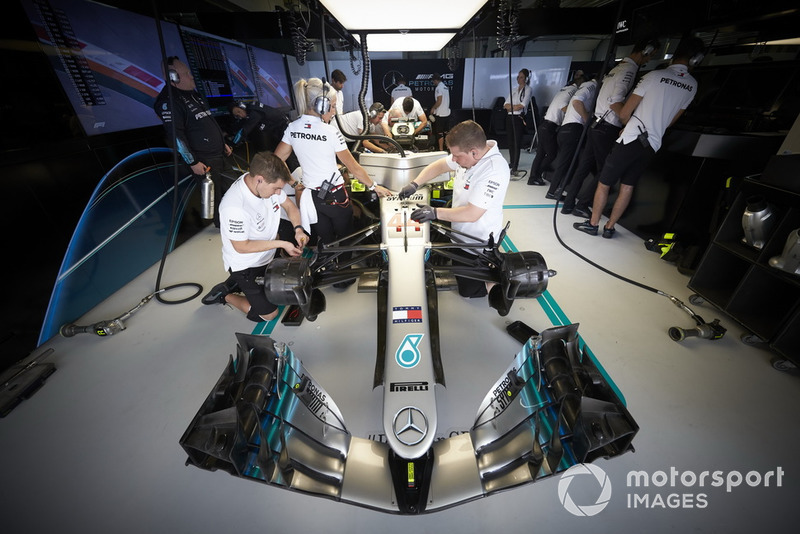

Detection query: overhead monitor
xmin=21 ymin=0 xmax=185 ymax=136
xmin=247 ymin=45 xmax=294 ymax=110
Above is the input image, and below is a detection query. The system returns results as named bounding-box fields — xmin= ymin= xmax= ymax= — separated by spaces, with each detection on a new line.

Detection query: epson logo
xmin=390 ymin=381 xmax=429 ymax=392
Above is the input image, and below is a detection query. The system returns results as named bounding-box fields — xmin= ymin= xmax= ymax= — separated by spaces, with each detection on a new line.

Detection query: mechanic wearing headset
xmin=574 ymin=36 xmax=705 ymax=239
xmin=503 ymin=68 xmax=533 ymax=177
xmin=154 ymin=56 xmax=232 ymax=227
xmin=398 ymin=120 xmax=510 ymax=298
xmin=273 ymin=78 xmax=391 ymax=283
xmin=334 ymin=102 xmax=392 ymax=153
xmin=202 ymin=152 xmax=306 ymax=321
xmin=561 ymin=38 xmax=660 ymax=218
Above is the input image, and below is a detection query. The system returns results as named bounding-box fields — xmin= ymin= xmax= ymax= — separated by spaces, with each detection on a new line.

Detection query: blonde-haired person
xmin=274 ymin=78 xmax=391 ymax=284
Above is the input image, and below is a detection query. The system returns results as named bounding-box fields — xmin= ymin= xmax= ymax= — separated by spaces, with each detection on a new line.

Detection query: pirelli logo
xmin=389 ymin=381 xmax=429 ymax=392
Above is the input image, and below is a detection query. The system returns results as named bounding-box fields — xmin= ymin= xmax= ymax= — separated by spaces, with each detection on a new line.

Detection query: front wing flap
xmin=180 ymin=325 xmax=637 ymax=514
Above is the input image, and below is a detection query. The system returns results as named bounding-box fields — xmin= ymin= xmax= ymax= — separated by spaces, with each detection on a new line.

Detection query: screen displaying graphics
xmin=248 ymin=45 xmax=293 ymax=110
xmin=21 ymin=0 xmax=186 ymax=136
xmin=180 ymin=27 xmax=256 ymax=112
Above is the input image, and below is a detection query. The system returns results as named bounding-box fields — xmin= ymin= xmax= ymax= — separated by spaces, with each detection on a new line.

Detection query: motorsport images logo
xmin=558 ymin=464 xmax=612 ymax=517
xmin=558 ymin=464 xmax=786 ymax=516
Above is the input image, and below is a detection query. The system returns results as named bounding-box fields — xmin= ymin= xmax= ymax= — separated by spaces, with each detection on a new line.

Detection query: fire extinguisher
xmin=201 ymin=169 xmax=214 ymax=220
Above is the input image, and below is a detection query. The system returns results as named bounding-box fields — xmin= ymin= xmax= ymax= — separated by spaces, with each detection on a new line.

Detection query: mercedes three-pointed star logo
xmin=393 ymin=406 xmax=428 ymax=446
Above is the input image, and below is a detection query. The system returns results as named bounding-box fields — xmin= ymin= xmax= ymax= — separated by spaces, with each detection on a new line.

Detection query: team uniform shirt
xmin=434 ymin=82 xmax=451 ymax=117
xmin=335 ymin=110 xmax=382 ymax=138
xmin=543 ymin=83 xmax=578 ymax=125
xmin=219 ymin=175 xmax=287 ymax=273
xmin=595 ymin=57 xmax=639 ymax=127
xmin=384 ymin=97 xmax=426 ymax=124
xmin=391 ymin=83 xmax=412 ymax=103
xmin=562 ymin=80 xmax=598 ymax=126
xmin=618 ymin=63 xmax=697 ymax=152
xmin=505 ymin=85 xmax=532 ymax=116
xmin=281 ymin=114 xmax=348 ymax=189
xmin=335 ymin=89 xmax=344 ymax=115
xmin=154 ymin=87 xmax=226 ymax=165
xmin=444 ymin=140 xmax=510 ymax=245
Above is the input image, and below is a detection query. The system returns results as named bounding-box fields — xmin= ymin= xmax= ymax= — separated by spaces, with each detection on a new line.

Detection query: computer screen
xmin=21 ymin=0 xmax=186 ymax=136
xmin=247 ymin=45 xmax=294 ymax=110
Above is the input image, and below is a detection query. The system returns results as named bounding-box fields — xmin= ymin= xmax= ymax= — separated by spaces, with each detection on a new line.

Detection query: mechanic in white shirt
xmin=574 ymin=37 xmax=705 ymax=239
xmin=563 ymin=38 xmax=659 ymax=217
xmin=334 ymin=102 xmax=393 ymax=153
xmin=390 ymin=76 xmax=413 ymax=104
xmin=202 ymin=152 xmax=306 ymax=322
xmin=528 ymin=72 xmax=584 ymax=185
xmin=397 ymin=120 xmax=510 ymax=298
xmin=430 ymin=73 xmax=451 ymax=151
xmin=545 ymin=77 xmax=598 ymax=198
xmin=383 ymin=96 xmax=429 ymax=138
xmin=331 ymin=69 xmax=347 ymax=115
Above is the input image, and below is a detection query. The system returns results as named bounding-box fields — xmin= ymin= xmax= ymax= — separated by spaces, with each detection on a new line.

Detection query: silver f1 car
xmin=180 ymin=189 xmax=638 ymax=514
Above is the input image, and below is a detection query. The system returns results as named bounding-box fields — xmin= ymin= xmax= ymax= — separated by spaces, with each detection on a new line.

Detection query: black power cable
xmin=150 ymin=0 xmax=203 ymax=306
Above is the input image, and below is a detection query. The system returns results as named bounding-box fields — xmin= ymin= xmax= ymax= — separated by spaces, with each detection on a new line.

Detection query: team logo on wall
xmin=395 ymin=334 xmax=423 ymax=368
xmin=393 ymin=406 xmax=428 ymax=445
xmin=382 ymin=70 xmax=405 ymax=97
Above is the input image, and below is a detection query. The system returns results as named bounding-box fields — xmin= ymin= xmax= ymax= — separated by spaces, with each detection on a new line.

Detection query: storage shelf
xmin=688 ymin=176 xmax=800 ymax=366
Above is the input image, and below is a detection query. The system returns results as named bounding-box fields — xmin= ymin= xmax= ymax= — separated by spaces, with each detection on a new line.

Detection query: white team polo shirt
xmin=544 ymin=83 xmax=578 ymax=125
xmin=618 ymin=63 xmax=697 ymax=152
xmin=562 ymin=80 xmax=598 ymax=126
xmin=281 ymin=114 xmax=347 ymax=188
xmin=219 ymin=175 xmax=288 ymax=273
xmin=595 ymin=57 xmax=639 ymax=127
xmin=445 ymin=140 xmax=510 ymax=245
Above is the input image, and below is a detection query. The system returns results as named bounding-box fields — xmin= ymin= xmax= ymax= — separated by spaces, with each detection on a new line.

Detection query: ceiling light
xmin=320 ymin=0 xmax=486 ymax=31
xmin=357 ymin=32 xmax=457 ymax=52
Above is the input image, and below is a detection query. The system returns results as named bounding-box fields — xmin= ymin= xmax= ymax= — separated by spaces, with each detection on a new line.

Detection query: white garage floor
xmin=2 ymin=149 xmax=798 ymax=533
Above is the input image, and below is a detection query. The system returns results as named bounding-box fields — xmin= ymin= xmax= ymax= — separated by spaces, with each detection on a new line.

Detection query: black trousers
xmin=547 ymin=122 xmax=584 ymax=196
xmin=563 ymin=122 xmax=621 ymax=209
xmin=505 ymin=114 xmax=525 ymax=172
xmin=529 ymin=120 xmax=558 ymax=182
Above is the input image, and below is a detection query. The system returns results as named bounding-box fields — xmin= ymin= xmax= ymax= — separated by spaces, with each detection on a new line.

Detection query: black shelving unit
xmin=688 ymin=177 xmax=800 ymax=369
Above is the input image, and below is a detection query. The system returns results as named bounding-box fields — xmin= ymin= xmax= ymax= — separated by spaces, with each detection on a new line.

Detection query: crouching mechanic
xmin=398 ymin=120 xmax=510 ymax=298
xmin=203 ymin=152 xmax=308 ymax=322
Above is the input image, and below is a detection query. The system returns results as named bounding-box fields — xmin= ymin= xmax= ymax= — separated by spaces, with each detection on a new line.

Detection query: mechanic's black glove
xmin=410 ymin=204 xmax=437 ymax=223
xmin=398 ymin=181 xmax=419 ymax=200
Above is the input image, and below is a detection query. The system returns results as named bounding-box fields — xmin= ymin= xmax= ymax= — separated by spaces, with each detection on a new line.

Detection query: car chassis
xmin=180 ymin=190 xmax=639 ymax=514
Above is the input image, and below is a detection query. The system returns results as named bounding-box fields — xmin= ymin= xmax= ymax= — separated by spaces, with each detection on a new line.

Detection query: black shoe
xmin=573 ymin=220 xmax=599 ymax=236
xmin=572 ymin=206 xmax=591 ymax=219
xmin=545 ymin=191 xmax=565 ymax=200
xmin=561 ymin=204 xmax=574 ymax=215
xmin=527 ymin=177 xmax=545 ymax=186
xmin=202 ymin=282 xmax=231 ymax=305
xmin=545 ymin=192 xmax=557 ymax=200
xmin=602 ymin=225 xmax=616 ymax=239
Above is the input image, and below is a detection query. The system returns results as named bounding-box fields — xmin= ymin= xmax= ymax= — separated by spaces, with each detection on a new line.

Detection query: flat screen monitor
xmin=21 ymin=0 xmax=186 ymax=136
xmin=247 ymin=45 xmax=293 ymax=110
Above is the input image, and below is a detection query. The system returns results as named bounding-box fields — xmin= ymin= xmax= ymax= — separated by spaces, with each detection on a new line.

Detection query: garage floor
xmin=2 ymin=149 xmax=798 ymax=533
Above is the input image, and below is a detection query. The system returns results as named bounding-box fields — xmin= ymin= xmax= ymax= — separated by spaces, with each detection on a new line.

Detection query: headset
xmin=369 ymin=103 xmax=385 ymax=119
xmin=308 ymin=80 xmax=332 ymax=115
xmin=689 ymin=50 xmax=706 ymax=67
xmin=165 ymin=56 xmax=180 ymax=84
xmin=520 ymin=68 xmax=530 ymax=85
